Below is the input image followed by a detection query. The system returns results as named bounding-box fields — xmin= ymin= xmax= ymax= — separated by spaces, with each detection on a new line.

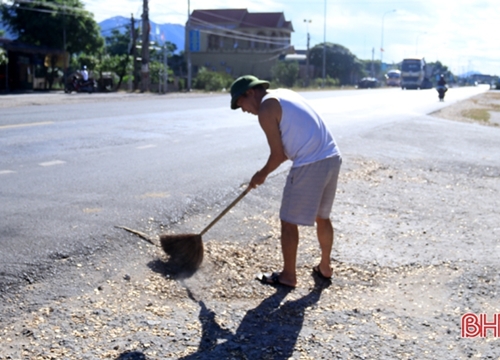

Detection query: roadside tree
xmin=101 ymin=26 xmax=178 ymax=91
xmin=1 ymin=0 xmax=104 ymax=88
xmin=148 ymin=41 xmax=176 ymax=91
xmin=309 ymin=42 xmax=364 ymax=85
xmin=428 ymin=61 xmax=454 ymax=82
xmin=101 ymin=28 xmax=134 ymax=91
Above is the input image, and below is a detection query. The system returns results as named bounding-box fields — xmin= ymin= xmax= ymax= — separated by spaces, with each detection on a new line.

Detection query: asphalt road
xmin=0 ymin=85 xmax=490 ymax=293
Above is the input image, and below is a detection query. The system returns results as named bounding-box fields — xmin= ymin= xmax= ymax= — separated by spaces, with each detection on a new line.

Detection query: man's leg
xmin=316 ymin=217 xmax=334 ymax=278
xmin=278 ymin=220 xmax=299 ymax=287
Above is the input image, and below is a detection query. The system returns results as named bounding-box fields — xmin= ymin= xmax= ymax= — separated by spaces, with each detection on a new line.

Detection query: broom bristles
xmin=159 ymin=233 xmax=204 ymax=273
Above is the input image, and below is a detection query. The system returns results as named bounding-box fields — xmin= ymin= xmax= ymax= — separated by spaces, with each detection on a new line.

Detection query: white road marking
xmin=0 ymin=170 xmax=15 ymax=175
xmin=39 ymin=160 xmax=66 ymax=167
xmin=136 ymin=144 xmax=157 ymax=150
xmin=0 ymin=121 xmax=54 ymax=130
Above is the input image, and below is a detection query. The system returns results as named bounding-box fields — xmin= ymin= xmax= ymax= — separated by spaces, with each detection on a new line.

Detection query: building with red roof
xmin=186 ymin=9 xmax=294 ymax=80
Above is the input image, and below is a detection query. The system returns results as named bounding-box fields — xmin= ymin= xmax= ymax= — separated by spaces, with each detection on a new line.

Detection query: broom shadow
xmin=147 ymin=258 xmax=198 ymax=280
xmin=179 ymin=274 xmax=331 ymax=360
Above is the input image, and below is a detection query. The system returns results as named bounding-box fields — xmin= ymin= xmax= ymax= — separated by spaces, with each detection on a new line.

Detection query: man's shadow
xmin=115 ymin=351 xmax=146 ymax=360
xmin=116 ymin=260 xmax=330 ymax=360
xmin=179 ymin=274 xmax=331 ymax=360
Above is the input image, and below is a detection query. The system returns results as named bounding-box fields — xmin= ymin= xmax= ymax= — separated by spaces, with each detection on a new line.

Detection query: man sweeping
xmin=230 ymin=75 xmax=342 ymax=288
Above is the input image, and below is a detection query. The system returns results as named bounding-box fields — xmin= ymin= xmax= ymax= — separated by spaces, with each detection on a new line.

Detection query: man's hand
xmin=249 ymin=170 xmax=267 ymax=189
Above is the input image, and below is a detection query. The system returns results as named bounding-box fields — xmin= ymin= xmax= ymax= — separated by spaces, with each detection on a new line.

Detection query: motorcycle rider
xmin=81 ymin=65 xmax=89 ymax=82
xmin=65 ymin=65 xmax=94 ymax=93
xmin=80 ymin=65 xmax=94 ymax=92
xmin=437 ymin=74 xmax=447 ymax=102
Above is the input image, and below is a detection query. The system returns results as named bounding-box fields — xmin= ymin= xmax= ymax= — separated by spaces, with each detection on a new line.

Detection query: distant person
xmin=437 ymin=74 xmax=447 ymax=102
xmin=229 ymin=75 xmax=342 ymax=288
xmin=437 ymin=74 xmax=446 ymax=87
xmin=81 ymin=65 xmax=89 ymax=82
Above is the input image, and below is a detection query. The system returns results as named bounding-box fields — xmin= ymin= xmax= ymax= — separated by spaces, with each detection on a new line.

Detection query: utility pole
xmin=141 ymin=0 xmax=150 ymax=92
xmin=322 ymin=0 xmax=327 ymax=88
xmin=130 ymin=14 xmax=139 ymax=91
xmin=380 ymin=9 xmax=396 ymax=77
xmin=62 ymin=0 xmax=67 ymax=89
xmin=304 ymin=19 xmax=311 ymax=87
xmin=371 ymin=47 xmax=375 ymax=77
xmin=164 ymin=44 xmax=168 ymax=93
xmin=186 ymin=0 xmax=192 ymax=91
xmin=5 ymin=50 xmax=8 ymax=92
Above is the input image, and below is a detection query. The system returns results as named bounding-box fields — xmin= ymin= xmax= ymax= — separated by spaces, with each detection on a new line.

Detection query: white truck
xmin=400 ymin=58 xmax=433 ymax=89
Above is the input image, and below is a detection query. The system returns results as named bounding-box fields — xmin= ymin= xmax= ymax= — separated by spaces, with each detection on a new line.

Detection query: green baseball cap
xmin=230 ymin=75 xmax=270 ymax=110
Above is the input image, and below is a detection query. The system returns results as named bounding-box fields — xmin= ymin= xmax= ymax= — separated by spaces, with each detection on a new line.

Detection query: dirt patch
xmin=1 ymin=153 xmax=499 ymax=359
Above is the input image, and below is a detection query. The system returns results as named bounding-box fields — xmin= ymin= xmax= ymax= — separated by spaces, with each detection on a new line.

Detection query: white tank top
xmin=262 ymin=89 xmax=340 ymax=168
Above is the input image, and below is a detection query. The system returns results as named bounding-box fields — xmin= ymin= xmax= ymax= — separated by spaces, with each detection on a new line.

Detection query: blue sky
xmin=83 ymin=0 xmax=500 ymax=76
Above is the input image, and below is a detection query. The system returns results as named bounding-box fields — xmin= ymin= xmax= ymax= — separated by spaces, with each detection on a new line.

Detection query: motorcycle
xmin=436 ymin=84 xmax=448 ymax=102
xmin=65 ymin=75 xmax=96 ymax=94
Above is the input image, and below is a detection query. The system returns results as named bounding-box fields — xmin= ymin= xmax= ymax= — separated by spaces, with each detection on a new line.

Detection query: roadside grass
xmin=462 ymin=108 xmax=490 ymax=122
xmin=461 ymin=91 xmax=500 ymax=124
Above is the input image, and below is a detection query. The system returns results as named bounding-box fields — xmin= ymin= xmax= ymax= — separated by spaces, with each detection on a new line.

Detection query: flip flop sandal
xmin=313 ymin=265 xmax=332 ymax=280
xmin=256 ymin=272 xmax=296 ymax=288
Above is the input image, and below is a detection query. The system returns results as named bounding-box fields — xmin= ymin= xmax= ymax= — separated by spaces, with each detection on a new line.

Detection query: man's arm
xmin=249 ymin=98 xmax=287 ymax=188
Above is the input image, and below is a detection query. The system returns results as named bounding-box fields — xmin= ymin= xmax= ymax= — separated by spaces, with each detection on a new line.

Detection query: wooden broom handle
xmin=200 ymin=187 xmax=251 ymax=236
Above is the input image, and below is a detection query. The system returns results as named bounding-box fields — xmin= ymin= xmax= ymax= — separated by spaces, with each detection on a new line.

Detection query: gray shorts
xmin=280 ymin=155 xmax=342 ymax=226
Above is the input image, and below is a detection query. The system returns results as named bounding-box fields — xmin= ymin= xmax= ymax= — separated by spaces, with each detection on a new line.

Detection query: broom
xmin=117 ymin=187 xmax=251 ymax=274
xmin=159 ymin=187 xmax=251 ymax=273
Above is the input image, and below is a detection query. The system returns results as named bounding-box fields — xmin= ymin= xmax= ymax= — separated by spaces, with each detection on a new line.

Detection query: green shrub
xmin=314 ymin=76 xmax=339 ymax=88
xmin=178 ymin=78 xmax=185 ymax=91
xmin=271 ymin=61 xmax=299 ymax=87
xmin=0 ymin=48 xmax=7 ymax=65
xmin=194 ymin=67 xmax=234 ymax=91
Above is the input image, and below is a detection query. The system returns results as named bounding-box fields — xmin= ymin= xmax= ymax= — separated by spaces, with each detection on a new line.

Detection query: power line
xmin=196 ymin=28 xmax=290 ymax=46
xmin=190 ymin=16 xmax=291 ymax=46
xmin=192 ymin=9 xmax=292 ymax=30
xmin=192 ymin=9 xmax=292 ymax=34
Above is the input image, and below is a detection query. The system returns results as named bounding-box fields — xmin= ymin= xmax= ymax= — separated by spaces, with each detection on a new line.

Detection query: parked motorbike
xmin=65 ymin=76 xmax=96 ymax=94
xmin=436 ymin=85 xmax=448 ymax=102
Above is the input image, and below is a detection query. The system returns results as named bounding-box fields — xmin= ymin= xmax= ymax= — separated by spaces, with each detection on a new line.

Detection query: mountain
xmin=99 ymin=16 xmax=185 ymax=53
